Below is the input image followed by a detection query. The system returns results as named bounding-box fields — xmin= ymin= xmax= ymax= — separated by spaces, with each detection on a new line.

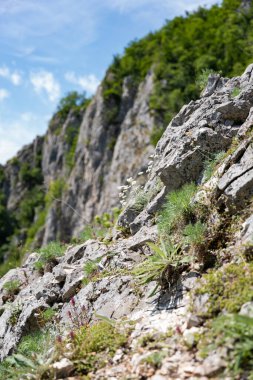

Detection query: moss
xmin=194 ymin=263 xmax=253 ymax=316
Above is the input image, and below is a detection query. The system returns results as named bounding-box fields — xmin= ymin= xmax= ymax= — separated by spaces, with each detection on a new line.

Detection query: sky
xmin=0 ymin=0 xmax=220 ymax=164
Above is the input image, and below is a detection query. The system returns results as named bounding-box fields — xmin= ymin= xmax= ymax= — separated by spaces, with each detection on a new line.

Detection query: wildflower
xmin=138 ymin=171 xmax=144 ymax=176
xmin=56 ymin=336 xmax=62 ymax=344
xmin=126 ymin=177 xmax=133 ymax=183
xmin=70 ymin=297 xmax=76 ymax=307
xmin=132 ymin=180 xmax=137 ymax=185
xmin=67 ymin=310 xmax=72 ymax=319
xmin=69 ymin=331 xmax=75 ymax=340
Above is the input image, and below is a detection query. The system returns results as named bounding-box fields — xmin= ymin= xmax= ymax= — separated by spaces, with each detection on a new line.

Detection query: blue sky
xmin=0 ymin=0 xmax=219 ymax=164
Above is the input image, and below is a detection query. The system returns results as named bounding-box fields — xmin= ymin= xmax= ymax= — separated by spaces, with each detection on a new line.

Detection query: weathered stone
xmin=32 ymin=273 xmax=61 ymax=303
xmin=52 ymin=358 xmax=74 ymax=378
xmin=239 ymin=301 xmax=253 ymax=318
xmin=217 ymin=141 xmax=253 ymax=210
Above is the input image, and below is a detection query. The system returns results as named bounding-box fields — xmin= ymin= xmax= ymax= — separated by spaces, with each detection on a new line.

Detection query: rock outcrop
xmin=1 ymin=65 xmax=253 ymax=379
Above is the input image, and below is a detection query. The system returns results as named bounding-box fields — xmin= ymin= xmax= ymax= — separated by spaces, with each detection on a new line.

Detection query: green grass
xmin=34 ymin=241 xmax=65 ymax=271
xmin=66 ymin=321 xmax=127 ymax=374
xmin=183 ymin=221 xmax=206 ymax=246
xmin=199 ymin=314 xmax=253 ymax=378
xmin=158 ymin=183 xmax=197 ymax=240
xmin=203 ymin=151 xmax=226 ymax=182
xmin=0 ymin=329 xmax=55 ymax=379
xmin=3 ymin=280 xmax=21 ymax=295
xmin=83 ymin=258 xmax=101 ymax=285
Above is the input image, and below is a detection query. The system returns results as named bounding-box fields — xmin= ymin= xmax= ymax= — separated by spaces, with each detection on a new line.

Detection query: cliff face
xmin=0 ymin=72 xmax=155 ymax=262
xmin=1 ymin=65 xmax=253 ymax=379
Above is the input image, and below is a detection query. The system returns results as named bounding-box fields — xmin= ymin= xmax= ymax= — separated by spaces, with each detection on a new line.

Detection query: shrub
xmin=158 ymin=183 xmax=197 ymax=240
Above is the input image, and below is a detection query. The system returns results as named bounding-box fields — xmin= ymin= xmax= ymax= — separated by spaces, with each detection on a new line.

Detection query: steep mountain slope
xmin=1 ymin=0 xmax=253 ymax=275
xmin=1 ymin=64 xmax=253 ymax=379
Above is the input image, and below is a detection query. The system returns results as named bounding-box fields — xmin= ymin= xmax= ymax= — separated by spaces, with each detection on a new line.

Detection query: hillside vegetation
xmin=0 ymin=0 xmax=253 ymax=276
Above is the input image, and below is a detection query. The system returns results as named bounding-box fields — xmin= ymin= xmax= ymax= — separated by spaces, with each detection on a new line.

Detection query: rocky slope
xmin=0 ymin=72 xmax=155 ymax=270
xmin=1 ymin=65 xmax=253 ymax=379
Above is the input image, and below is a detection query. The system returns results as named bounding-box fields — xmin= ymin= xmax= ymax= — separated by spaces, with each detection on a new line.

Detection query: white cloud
xmin=30 ymin=70 xmax=61 ymax=102
xmin=0 ymin=65 xmax=22 ymax=85
xmin=0 ymin=112 xmax=48 ymax=164
xmin=65 ymin=72 xmax=100 ymax=95
xmin=105 ymin=0 xmax=220 ymax=13
xmin=0 ymin=89 xmax=9 ymax=102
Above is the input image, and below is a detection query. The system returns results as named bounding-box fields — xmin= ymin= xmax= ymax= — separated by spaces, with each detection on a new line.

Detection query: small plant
xmin=199 ymin=314 xmax=253 ymax=378
xmin=158 ymin=183 xmax=197 ymax=240
xmin=3 ymin=279 xmax=21 ymax=296
xmin=83 ymin=258 xmax=102 ymax=285
xmin=66 ymin=320 xmax=127 ymax=374
xmin=9 ymin=303 xmax=23 ymax=326
xmin=37 ymin=308 xmax=56 ymax=327
xmin=193 ymin=262 xmax=253 ymax=317
xmin=142 ymin=351 xmax=167 ymax=369
xmin=183 ymin=221 xmax=206 ymax=246
xmin=0 ymin=328 xmax=56 ymax=379
xmin=231 ymin=87 xmax=240 ymax=98
xmin=196 ymin=69 xmax=221 ymax=91
xmin=74 ymin=208 xmax=121 ymax=244
xmin=134 ymin=241 xmax=191 ymax=293
xmin=202 ymin=151 xmax=226 ymax=182
xmin=66 ymin=297 xmax=89 ymax=328
xmin=34 ymin=241 xmax=65 ymax=271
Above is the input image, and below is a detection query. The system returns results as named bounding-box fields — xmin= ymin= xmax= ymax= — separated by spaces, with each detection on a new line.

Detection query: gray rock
xmin=239 ymin=302 xmax=253 ymax=318
xmin=217 ymin=139 xmax=253 ymax=210
xmin=52 ymin=358 xmax=74 ymax=378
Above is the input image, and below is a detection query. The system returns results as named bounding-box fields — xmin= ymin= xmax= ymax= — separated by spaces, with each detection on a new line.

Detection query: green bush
xmin=56 ymin=91 xmax=90 ymax=120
